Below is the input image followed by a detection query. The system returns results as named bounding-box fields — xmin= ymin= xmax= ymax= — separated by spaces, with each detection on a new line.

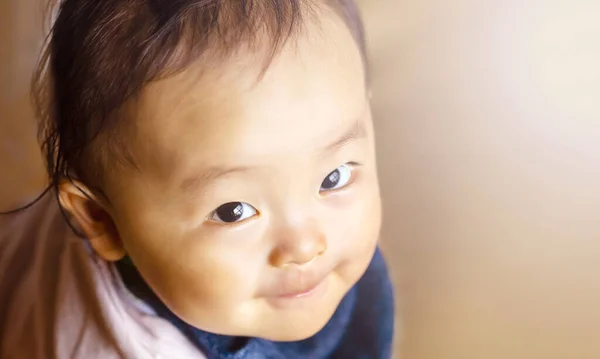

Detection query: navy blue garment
xmin=116 ymin=247 xmax=394 ymax=359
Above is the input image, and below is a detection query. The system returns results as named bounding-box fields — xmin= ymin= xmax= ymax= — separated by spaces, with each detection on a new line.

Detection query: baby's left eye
xmin=209 ymin=202 xmax=257 ymax=223
xmin=320 ymin=163 xmax=354 ymax=193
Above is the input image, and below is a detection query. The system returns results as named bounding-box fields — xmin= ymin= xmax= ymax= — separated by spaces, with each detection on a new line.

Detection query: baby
xmin=0 ymin=0 xmax=394 ymax=358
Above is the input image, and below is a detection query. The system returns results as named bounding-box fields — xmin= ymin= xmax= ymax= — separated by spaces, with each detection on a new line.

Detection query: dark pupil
xmin=216 ymin=202 xmax=244 ymax=222
xmin=321 ymin=169 xmax=341 ymax=190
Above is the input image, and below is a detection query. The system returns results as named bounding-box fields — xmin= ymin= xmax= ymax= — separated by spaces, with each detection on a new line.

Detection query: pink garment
xmin=0 ymin=193 xmax=206 ymax=359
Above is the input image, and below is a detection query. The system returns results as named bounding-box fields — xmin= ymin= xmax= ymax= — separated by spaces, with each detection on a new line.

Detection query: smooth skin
xmin=59 ymin=7 xmax=382 ymax=342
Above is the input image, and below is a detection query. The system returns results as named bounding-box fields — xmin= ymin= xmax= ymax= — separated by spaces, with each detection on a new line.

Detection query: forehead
xmin=128 ymin=9 xmax=367 ymax=180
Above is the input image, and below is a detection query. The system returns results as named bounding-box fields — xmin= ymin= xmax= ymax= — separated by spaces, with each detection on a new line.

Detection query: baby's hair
xmin=4 ymin=0 xmax=367 ymax=215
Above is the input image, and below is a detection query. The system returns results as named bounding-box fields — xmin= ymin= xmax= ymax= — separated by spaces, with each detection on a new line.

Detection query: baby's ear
xmin=58 ymin=180 xmax=126 ymax=261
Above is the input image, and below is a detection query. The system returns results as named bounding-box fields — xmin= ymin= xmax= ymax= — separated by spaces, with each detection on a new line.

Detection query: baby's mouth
xmin=264 ymin=270 xmax=332 ymax=308
xmin=276 ymin=279 xmax=324 ymax=298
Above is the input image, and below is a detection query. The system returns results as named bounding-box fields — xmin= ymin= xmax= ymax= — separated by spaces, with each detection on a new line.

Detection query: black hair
xmin=2 ymin=0 xmax=367 ymax=214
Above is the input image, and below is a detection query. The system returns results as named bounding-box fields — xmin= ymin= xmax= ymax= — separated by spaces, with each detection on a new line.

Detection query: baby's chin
xmin=247 ymin=314 xmax=333 ymax=342
xmin=204 ymin=298 xmax=340 ymax=342
xmin=169 ymin=275 xmax=348 ymax=342
xmin=183 ymin=310 xmax=333 ymax=342
xmin=244 ymin=320 xmax=328 ymax=342
xmin=252 ymin=283 xmax=346 ymax=341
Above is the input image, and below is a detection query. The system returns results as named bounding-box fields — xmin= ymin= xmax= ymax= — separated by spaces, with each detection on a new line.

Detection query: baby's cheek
xmin=179 ymin=254 xmax=253 ymax=302
xmin=159 ymin=258 xmax=257 ymax=326
xmin=336 ymin=188 xmax=381 ymax=279
xmin=352 ymin=185 xmax=381 ymax=243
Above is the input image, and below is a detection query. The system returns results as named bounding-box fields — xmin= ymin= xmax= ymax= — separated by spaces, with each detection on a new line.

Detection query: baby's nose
xmin=269 ymin=227 xmax=327 ymax=268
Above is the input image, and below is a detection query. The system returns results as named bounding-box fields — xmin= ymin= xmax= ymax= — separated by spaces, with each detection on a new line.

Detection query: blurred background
xmin=1 ymin=0 xmax=600 ymax=358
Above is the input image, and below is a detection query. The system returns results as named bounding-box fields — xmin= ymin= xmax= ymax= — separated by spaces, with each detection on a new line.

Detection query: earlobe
xmin=58 ymin=180 xmax=126 ymax=261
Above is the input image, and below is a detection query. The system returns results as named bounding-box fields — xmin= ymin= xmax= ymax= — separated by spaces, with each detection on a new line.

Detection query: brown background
xmin=2 ymin=1 xmax=600 ymax=358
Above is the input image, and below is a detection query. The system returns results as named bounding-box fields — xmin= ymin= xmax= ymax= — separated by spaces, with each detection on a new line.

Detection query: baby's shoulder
xmin=0 ymin=194 xmax=73 ymax=357
xmin=0 ymin=193 xmax=68 ymax=280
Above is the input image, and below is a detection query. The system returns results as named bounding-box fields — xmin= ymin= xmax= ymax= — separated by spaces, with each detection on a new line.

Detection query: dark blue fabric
xmin=116 ymin=247 xmax=394 ymax=359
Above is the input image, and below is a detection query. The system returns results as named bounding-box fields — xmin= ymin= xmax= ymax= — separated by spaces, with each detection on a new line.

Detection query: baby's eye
xmin=320 ymin=163 xmax=354 ymax=193
xmin=209 ymin=202 xmax=258 ymax=223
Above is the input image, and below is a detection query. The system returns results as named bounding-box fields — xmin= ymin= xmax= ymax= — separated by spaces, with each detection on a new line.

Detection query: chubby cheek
xmin=161 ymin=257 xmax=243 ymax=309
xmin=148 ymin=245 xmax=263 ymax=332
xmin=330 ymin=177 xmax=382 ymax=285
xmin=117 ymin=217 xmax=263 ymax=330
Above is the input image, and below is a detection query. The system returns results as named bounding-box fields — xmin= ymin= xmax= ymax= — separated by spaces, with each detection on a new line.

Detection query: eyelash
xmin=319 ymin=161 xmax=362 ymax=194
xmin=206 ymin=161 xmax=363 ymax=225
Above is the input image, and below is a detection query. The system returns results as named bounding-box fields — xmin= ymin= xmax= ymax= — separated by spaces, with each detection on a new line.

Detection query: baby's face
xmin=103 ymin=11 xmax=380 ymax=341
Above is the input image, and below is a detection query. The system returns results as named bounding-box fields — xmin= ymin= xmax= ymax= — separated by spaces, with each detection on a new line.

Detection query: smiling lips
xmin=278 ymin=280 xmax=323 ymax=298
xmin=264 ymin=269 xmax=332 ymax=309
xmin=270 ymin=269 xmax=330 ymax=298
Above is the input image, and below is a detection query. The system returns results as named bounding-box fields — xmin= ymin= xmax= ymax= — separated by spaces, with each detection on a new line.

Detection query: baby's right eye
xmin=209 ymin=202 xmax=258 ymax=223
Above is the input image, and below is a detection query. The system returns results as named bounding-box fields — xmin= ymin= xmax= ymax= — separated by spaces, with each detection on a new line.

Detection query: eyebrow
xmin=322 ymin=119 xmax=368 ymax=155
xmin=180 ymin=120 xmax=368 ymax=191
xmin=180 ymin=165 xmax=253 ymax=191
